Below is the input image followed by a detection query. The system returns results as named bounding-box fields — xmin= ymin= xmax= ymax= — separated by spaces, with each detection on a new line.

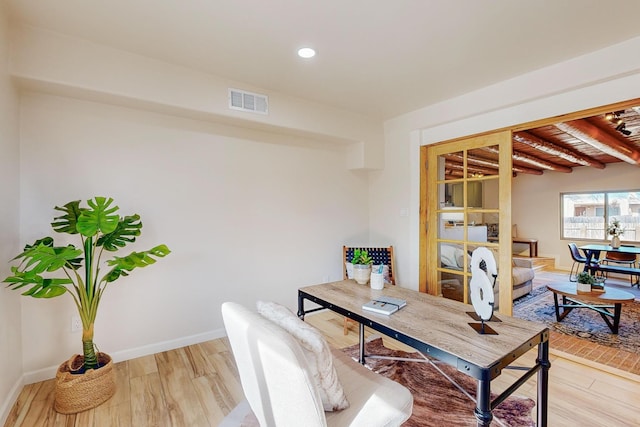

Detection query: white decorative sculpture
xmin=469 ymin=247 xmax=498 ymax=333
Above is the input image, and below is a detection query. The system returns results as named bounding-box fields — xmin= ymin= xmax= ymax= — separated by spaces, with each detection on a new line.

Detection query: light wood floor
xmin=4 ymin=310 xmax=640 ymax=426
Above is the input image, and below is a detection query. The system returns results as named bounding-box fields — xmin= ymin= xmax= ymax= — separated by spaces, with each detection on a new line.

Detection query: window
xmin=561 ymin=191 xmax=640 ymax=242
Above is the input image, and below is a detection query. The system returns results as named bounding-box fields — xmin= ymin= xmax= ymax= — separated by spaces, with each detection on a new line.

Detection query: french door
xmin=420 ymin=131 xmax=514 ymax=315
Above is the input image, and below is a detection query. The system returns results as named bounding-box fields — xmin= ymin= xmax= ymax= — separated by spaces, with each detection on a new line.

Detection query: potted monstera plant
xmin=3 ymin=197 xmax=170 ymax=414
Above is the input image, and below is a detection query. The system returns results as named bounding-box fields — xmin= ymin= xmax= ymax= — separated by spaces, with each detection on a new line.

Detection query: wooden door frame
xmin=420 ymin=131 xmax=512 ymax=314
xmin=418 ymin=97 xmax=640 ymax=315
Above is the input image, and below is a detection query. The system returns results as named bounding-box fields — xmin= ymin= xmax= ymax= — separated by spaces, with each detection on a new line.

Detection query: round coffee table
xmin=546 ymin=282 xmax=635 ymax=334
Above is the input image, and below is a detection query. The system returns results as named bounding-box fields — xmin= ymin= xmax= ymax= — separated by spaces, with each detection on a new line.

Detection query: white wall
xmin=368 ymin=123 xmax=413 ymax=285
xmin=10 ymin=24 xmax=385 ymax=170
xmin=378 ymin=35 xmax=640 ymax=288
xmin=512 ymin=162 xmax=640 ymax=270
xmin=4 ymin=24 xmax=384 ymax=384
xmin=0 ymin=2 xmax=24 ymax=424
xmin=18 ymin=92 xmax=370 ymax=379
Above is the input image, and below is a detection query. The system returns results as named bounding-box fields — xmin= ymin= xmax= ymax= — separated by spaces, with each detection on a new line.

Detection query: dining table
xmin=579 ymin=244 xmax=640 ymax=286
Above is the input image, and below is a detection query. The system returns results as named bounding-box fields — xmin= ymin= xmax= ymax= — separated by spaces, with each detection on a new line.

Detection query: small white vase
xmin=352 ymin=264 xmax=371 ymax=285
xmin=345 ymin=262 xmax=354 ymax=279
xmin=611 ymin=236 xmax=621 ymax=249
xmin=370 ymin=272 xmax=384 ymax=290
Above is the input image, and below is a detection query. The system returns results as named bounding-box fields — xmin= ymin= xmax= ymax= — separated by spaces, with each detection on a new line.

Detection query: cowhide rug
xmin=222 ymin=338 xmax=535 ymax=426
xmin=342 ymin=338 xmax=535 ymax=427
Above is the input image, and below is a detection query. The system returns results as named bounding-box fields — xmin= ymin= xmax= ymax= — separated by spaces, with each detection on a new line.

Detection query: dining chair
xmin=343 ymin=246 xmax=395 ymax=285
xmin=568 ymin=243 xmax=587 ymax=282
xmin=343 ymin=246 xmax=395 ymax=334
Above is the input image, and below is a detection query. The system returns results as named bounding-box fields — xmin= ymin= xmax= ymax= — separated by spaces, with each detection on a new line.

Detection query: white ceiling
xmin=8 ymin=0 xmax=640 ymax=120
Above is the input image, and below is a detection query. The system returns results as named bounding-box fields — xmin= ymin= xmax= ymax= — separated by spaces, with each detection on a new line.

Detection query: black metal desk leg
xmin=358 ymin=323 xmax=365 ymax=365
xmin=552 ymin=293 xmax=560 ymax=321
xmin=474 ymin=379 xmax=492 ymax=427
xmin=297 ymin=293 xmax=305 ymax=319
xmin=536 ymin=339 xmax=550 ymax=427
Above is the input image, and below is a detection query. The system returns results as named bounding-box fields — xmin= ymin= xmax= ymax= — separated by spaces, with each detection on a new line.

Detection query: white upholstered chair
xmin=221 ymin=302 xmax=413 ymax=427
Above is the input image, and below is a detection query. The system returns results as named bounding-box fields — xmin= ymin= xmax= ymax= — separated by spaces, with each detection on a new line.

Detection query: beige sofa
xmin=511 ymin=257 xmax=535 ymax=299
xmin=439 ymin=245 xmax=535 ymax=307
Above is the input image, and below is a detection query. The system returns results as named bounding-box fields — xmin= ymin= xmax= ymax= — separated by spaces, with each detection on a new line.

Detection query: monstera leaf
xmin=97 ymin=214 xmax=142 ymax=251
xmin=103 ymin=244 xmax=171 ymax=282
xmin=5 ymin=241 xmax=80 ymax=298
xmin=4 ymin=268 xmax=71 ymax=298
xmin=13 ymin=243 xmax=83 ymax=275
xmin=12 ymin=237 xmax=54 ymax=259
xmin=51 ymin=200 xmax=84 ymax=234
xmin=76 ymin=197 xmax=120 ymax=237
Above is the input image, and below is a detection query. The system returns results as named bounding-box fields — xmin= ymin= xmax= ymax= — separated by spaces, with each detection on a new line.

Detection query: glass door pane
xmin=425 ymin=133 xmax=512 ymax=313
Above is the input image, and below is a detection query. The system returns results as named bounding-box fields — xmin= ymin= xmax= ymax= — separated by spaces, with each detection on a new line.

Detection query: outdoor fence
xmin=563 ymin=216 xmax=640 ymax=241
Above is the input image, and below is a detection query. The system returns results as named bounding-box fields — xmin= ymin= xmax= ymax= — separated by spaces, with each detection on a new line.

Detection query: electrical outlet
xmin=71 ymin=315 xmax=82 ymax=333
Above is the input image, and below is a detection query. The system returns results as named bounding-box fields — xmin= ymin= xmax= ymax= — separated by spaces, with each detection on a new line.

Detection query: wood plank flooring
xmin=4 ymin=308 xmax=640 ymax=426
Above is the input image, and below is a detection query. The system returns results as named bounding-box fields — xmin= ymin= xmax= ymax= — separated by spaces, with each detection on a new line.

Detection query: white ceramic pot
xmin=352 ymin=264 xmax=372 ymax=285
xmin=611 ymin=236 xmax=621 ymax=249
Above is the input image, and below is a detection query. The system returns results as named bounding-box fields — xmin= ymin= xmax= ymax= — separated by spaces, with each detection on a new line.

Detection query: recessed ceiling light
xmin=297 ymin=47 xmax=316 ymax=59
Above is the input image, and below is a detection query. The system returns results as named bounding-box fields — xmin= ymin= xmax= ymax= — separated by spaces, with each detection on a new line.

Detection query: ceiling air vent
xmin=229 ymin=88 xmax=268 ymax=115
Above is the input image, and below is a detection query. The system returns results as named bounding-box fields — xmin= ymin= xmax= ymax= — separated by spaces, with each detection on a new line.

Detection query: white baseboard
xmin=0 ymin=376 xmax=25 ymax=427
xmin=22 ymin=327 xmax=227 ymax=385
xmin=112 ymin=327 xmax=227 ymax=363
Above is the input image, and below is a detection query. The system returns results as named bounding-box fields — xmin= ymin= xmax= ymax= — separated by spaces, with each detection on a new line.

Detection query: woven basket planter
xmin=54 ymin=352 xmax=116 ymax=414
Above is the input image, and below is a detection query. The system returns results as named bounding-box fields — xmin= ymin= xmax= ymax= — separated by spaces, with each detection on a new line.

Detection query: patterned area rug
xmin=343 ymin=338 xmax=535 ymax=427
xmin=513 ymin=285 xmax=640 ymax=353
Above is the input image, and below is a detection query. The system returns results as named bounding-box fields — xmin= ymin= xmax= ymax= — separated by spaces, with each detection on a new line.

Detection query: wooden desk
xmin=547 ymin=282 xmax=634 ymax=334
xmin=298 ymin=280 xmax=550 ymax=427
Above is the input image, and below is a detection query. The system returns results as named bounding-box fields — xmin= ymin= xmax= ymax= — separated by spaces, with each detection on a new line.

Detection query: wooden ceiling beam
xmin=445 ymin=169 xmax=464 ymax=180
xmin=444 ymin=160 xmax=497 ymax=176
xmin=444 ymin=152 xmax=543 ymax=175
xmin=444 ymin=153 xmax=498 ymax=170
xmin=556 ymin=120 xmax=640 ymax=165
xmin=480 ymin=146 xmax=572 ymax=173
xmin=512 ymin=164 xmax=544 ymax=176
xmin=513 ymin=131 xmax=606 ymax=169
